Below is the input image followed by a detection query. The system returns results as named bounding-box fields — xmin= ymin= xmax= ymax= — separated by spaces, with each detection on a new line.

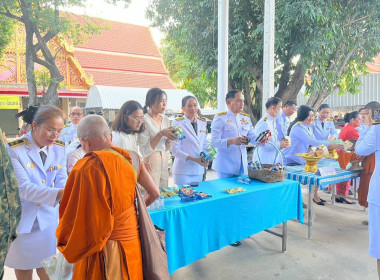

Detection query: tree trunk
xmin=306 ymin=90 xmax=331 ymax=110
xmin=25 ymin=25 xmax=37 ymax=106
xmin=275 ymin=58 xmax=305 ymax=104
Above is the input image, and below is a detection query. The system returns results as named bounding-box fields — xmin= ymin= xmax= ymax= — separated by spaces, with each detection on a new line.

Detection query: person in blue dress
xmin=171 ymin=96 xmax=209 ymax=185
xmin=356 ymin=122 xmax=380 ymax=278
xmin=276 ymin=100 xmax=297 ymax=142
xmin=312 ymin=104 xmax=339 ymax=140
xmin=283 ymin=105 xmax=343 ymax=205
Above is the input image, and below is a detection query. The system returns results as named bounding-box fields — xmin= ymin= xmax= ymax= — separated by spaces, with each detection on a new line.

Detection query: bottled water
xmin=237 ymin=176 xmax=252 ymax=185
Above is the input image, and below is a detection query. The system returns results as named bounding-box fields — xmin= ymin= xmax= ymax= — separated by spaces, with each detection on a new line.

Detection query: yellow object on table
xmin=296 ymin=153 xmax=323 ymax=173
xmin=224 ymin=187 xmax=246 ymax=194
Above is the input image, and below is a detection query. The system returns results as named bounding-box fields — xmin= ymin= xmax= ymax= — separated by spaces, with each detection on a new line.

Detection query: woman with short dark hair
xmin=283 ymin=105 xmax=343 ymax=205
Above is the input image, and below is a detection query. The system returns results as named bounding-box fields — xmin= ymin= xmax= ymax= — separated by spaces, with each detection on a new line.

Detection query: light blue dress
xmin=283 ymin=122 xmax=329 ymax=165
xmin=356 ymin=124 xmax=380 ymax=259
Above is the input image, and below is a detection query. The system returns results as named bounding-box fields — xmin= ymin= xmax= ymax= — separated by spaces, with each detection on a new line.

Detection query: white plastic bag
xmin=41 ymin=252 xmax=74 ymax=280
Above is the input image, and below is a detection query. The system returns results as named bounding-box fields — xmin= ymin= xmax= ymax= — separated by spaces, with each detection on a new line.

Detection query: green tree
xmin=0 ymin=0 xmax=131 ymax=106
xmin=148 ymin=0 xmax=380 ymax=121
xmin=161 ymin=40 xmax=217 ymax=107
xmin=0 ymin=15 xmax=15 ymax=58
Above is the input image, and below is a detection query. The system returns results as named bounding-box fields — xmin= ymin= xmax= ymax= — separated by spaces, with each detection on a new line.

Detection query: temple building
xmin=0 ymin=18 xmax=176 ymax=137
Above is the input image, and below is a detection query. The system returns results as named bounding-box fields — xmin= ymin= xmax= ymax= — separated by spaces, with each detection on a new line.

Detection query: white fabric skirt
xmin=369 ymin=203 xmax=380 ymax=259
xmin=173 ymin=174 xmax=203 ymax=186
xmin=5 ymin=219 xmax=57 ymax=269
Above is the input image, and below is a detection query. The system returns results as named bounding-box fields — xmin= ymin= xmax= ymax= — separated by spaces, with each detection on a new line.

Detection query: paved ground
xmin=4 ymin=170 xmax=377 ymax=279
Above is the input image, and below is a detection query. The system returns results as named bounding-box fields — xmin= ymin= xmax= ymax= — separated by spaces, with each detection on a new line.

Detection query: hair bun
xmin=15 ymin=106 xmax=38 ymax=124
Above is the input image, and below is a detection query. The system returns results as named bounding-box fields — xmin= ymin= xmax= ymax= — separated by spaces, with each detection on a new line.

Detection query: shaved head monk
xmin=56 ymin=115 xmax=159 ymax=279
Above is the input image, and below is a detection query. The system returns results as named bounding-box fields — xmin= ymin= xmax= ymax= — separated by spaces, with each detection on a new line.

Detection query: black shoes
xmin=335 ymin=197 xmax=356 ymax=204
xmin=230 ymin=241 xmax=241 ymax=247
xmin=313 ymin=198 xmax=325 ymax=206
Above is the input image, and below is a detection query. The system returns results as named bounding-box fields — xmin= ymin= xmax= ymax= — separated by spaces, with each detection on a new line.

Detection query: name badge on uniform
xmin=200 ymin=130 xmax=207 ymax=133
xmin=48 ymin=165 xmax=62 ymax=172
xmin=227 ymin=126 xmax=234 ymax=130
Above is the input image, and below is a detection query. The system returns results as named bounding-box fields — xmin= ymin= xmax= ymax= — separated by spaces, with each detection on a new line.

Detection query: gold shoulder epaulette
xmin=241 ymin=112 xmax=250 ymax=117
xmin=217 ymin=112 xmax=227 ymax=116
xmin=64 ymin=123 xmax=70 ymax=128
xmin=8 ymin=138 xmax=28 ymax=148
xmin=175 ymin=117 xmax=184 ymax=121
xmin=197 ymin=116 xmax=206 ymax=122
xmin=54 ymin=140 xmax=65 ymax=147
xmin=327 ymin=118 xmax=333 ymax=122
xmin=297 ymin=121 xmax=302 ymax=125
xmin=264 ymin=117 xmax=268 ymax=121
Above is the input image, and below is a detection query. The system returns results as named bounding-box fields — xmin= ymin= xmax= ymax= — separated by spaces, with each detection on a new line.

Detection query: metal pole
xmin=262 ymin=0 xmax=275 ymax=115
xmin=217 ymin=0 xmax=229 ymax=112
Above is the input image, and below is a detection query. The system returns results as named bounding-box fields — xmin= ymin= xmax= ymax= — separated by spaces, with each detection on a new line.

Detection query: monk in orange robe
xmin=56 ymin=115 xmax=159 ymax=280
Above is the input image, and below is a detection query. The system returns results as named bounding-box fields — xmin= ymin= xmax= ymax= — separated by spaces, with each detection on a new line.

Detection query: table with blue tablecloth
xmin=285 ymin=159 xmax=361 ymax=239
xmin=149 ymin=177 xmax=303 ymax=275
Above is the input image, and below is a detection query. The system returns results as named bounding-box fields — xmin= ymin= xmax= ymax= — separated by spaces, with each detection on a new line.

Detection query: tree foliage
xmin=0 ymin=0 xmax=131 ymax=106
xmin=148 ymin=0 xmax=380 ymax=121
xmin=160 ymin=40 xmax=217 ymax=108
xmin=0 ymin=15 xmax=15 ymax=58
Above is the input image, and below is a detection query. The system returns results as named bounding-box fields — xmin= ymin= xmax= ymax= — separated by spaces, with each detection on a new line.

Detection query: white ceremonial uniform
xmin=356 ymin=123 xmax=380 ymax=259
xmin=254 ymin=113 xmax=282 ymax=165
xmin=171 ymin=116 xmax=208 ymax=185
xmin=312 ymin=117 xmax=338 ymax=140
xmin=276 ymin=110 xmax=291 ymax=141
xmin=282 ymin=122 xmax=329 ymax=165
xmin=67 ymin=142 xmax=86 ymax=173
xmin=5 ymin=132 xmax=67 ymax=269
xmin=211 ymin=110 xmax=256 ymax=178
xmin=59 ymin=122 xmax=77 ymax=145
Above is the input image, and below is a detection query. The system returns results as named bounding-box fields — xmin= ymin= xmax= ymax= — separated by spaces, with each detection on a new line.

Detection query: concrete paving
xmin=3 ymin=171 xmax=377 ymax=279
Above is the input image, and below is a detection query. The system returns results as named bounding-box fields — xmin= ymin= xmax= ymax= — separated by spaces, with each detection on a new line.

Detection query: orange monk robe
xmin=56 ymin=147 xmax=143 ymax=280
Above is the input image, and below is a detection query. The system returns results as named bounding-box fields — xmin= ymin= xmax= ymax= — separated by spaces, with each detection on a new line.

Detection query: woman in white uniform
xmin=171 ymin=96 xmax=209 ymax=185
xmin=112 ymin=100 xmax=145 ymax=153
xmin=5 ymin=105 xmax=67 ymax=280
xmin=356 ymin=123 xmax=380 ymax=278
xmin=137 ymin=88 xmax=178 ymax=188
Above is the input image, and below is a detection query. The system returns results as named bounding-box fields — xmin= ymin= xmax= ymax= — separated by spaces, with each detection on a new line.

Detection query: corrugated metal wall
xmin=297 ymin=73 xmax=380 ymax=110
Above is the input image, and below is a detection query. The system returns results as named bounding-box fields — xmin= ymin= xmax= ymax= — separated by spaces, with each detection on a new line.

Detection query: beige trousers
xmin=145 ymin=151 xmax=168 ymax=188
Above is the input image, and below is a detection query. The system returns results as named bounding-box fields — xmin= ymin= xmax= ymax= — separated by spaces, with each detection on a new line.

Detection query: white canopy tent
xmin=85 ymin=85 xmax=194 ymax=121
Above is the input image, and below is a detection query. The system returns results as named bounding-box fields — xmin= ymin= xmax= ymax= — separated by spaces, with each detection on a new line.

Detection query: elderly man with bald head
xmin=56 ymin=115 xmax=159 ymax=279
xmin=59 ymin=106 xmax=84 ymax=145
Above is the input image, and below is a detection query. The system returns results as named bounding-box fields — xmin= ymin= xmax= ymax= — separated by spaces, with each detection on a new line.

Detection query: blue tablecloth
xmin=286 ymin=159 xmax=361 ymax=189
xmin=150 ymin=177 xmax=303 ymax=274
